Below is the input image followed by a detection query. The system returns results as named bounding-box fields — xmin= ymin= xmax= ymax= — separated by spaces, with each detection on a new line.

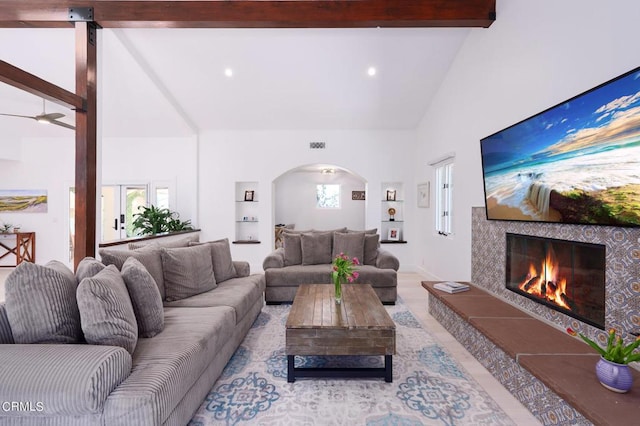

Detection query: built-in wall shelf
xmin=234 ymin=181 xmax=260 ymax=244
xmin=381 ymin=182 xmax=407 ymax=243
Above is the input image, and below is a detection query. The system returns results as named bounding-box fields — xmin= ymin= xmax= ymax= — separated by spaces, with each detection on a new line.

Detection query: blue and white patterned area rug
xmin=189 ymin=298 xmax=515 ymax=426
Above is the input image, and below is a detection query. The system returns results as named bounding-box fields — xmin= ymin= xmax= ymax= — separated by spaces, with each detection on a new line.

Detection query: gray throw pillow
xmin=283 ymin=233 xmax=302 ymax=266
xmin=77 ymin=265 xmax=138 ymax=354
xmin=5 ymin=261 xmax=82 ymax=344
xmin=121 ymin=257 xmax=164 ymax=338
xmin=301 ymin=232 xmax=333 ymax=265
xmin=190 ymin=238 xmax=237 ymax=283
xmin=99 ymin=245 xmax=165 ymax=300
xmin=364 ymin=234 xmax=380 ymax=265
xmin=161 ymin=245 xmax=217 ymax=302
xmin=75 ymin=256 xmax=105 ymax=283
xmin=332 ymin=232 xmax=365 ymax=264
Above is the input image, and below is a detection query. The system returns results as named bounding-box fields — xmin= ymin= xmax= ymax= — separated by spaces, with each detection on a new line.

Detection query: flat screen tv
xmin=480 ymin=66 xmax=640 ymax=227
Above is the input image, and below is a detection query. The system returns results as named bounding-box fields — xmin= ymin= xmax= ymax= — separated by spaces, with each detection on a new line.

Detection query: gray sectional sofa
xmin=263 ymin=229 xmax=399 ymax=304
xmin=0 ymin=237 xmax=264 ymax=425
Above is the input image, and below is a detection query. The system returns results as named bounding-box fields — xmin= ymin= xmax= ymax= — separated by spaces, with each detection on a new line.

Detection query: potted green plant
xmin=132 ymin=205 xmax=193 ymax=236
xmin=567 ymin=327 xmax=640 ymax=392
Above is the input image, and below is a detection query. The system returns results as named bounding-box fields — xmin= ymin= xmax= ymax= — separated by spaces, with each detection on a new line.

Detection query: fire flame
xmin=518 ymin=249 xmax=572 ymax=310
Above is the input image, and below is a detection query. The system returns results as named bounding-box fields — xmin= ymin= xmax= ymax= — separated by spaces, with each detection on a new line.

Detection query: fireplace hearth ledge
xmin=423 ymin=281 xmax=639 ymax=426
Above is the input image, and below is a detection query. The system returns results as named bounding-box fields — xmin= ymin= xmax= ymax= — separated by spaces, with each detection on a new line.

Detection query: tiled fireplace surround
xmin=427 ymin=207 xmax=639 ymax=424
xmin=470 ymin=206 xmax=639 ymax=343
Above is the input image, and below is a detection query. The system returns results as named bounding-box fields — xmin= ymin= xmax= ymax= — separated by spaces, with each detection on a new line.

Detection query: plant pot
xmin=595 ymin=357 xmax=633 ymax=393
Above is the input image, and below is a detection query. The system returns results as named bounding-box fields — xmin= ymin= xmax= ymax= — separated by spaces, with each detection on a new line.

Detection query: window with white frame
xmin=433 ymin=156 xmax=454 ymax=235
xmin=316 ymin=184 xmax=340 ymax=209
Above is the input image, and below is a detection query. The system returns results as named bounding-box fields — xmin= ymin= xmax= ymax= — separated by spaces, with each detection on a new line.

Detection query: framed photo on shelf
xmin=417 ymin=182 xmax=430 ymax=208
xmin=386 ymin=190 xmax=396 ymax=201
xmin=387 ymin=227 xmax=400 ymax=241
xmin=244 ymin=190 xmax=255 ymax=201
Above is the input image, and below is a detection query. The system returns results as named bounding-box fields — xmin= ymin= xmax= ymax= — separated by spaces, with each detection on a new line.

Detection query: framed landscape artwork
xmin=0 ymin=190 xmax=48 ymax=213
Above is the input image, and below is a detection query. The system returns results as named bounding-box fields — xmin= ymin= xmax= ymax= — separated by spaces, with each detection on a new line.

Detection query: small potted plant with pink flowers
xmin=567 ymin=327 xmax=640 ymax=392
xmin=331 ymin=253 xmax=360 ymax=304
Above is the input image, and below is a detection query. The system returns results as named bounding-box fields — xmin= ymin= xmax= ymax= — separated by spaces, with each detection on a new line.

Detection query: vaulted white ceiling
xmin=0 ymin=27 xmax=470 ymax=138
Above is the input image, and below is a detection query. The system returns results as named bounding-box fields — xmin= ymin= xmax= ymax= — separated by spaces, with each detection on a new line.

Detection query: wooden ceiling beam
xmin=0 ymin=1 xmax=496 ymax=29
xmin=0 ymin=60 xmax=83 ymax=110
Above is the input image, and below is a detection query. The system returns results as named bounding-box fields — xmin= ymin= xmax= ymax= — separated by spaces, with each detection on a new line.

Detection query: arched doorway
xmin=273 ymin=163 xmax=367 ymax=236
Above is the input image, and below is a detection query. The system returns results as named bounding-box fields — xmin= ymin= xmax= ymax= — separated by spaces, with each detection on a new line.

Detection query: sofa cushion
xmin=161 ymin=245 xmax=217 ymax=302
xmin=332 ymin=232 xmax=365 ymax=263
xmin=163 ymin=274 xmax=265 ymax=324
xmin=77 ymin=265 xmax=138 ymax=354
xmin=264 ymin=264 xmax=396 ymax=288
xmin=128 ymin=234 xmax=198 ymax=250
xmin=0 ymin=303 xmax=13 ymax=344
xmin=104 ymin=306 xmax=235 ymax=424
xmin=191 ymin=238 xmax=237 ymax=283
xmin=265 ymin=264 xmax=333 ymax=287
xmin=5 ymin=260 xmax=82 ymax=344
xmin=0 ymin=344 xmax=131 ymax=417
xmin=364 ymin=234 xmax=380 ymax=265
xmin=301 ymin=232 xmax=333 ymax=265
xmin=283 ymin=233 xmax=302 ymax=266
xmin=76 ymin=256 xmax=106 ymax=283
xmin=121 ymin=257 xmax=164 ymax=338
xmin=100 ymin=245 xmax=166 ymax=300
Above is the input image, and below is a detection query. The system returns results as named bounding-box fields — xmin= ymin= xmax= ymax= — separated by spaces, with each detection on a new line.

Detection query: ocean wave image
xmin=481 ymin=67 xmax=640 ymax=226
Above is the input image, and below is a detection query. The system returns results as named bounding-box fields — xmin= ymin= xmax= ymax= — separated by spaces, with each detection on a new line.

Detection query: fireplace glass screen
xmin=506 ymin=233 xmax=605 ymax=329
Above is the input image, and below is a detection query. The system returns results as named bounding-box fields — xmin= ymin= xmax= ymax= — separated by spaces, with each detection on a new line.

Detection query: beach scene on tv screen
xmin=481 ymin=68 xmax=640 ymax=226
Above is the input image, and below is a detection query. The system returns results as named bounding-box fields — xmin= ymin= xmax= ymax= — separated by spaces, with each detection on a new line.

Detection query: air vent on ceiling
xmin=309 ymin=142 xmax=326 ymax=149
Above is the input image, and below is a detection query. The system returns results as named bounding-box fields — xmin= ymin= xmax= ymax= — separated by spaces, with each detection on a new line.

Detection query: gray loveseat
xmin=263 ymin=229 xmax=399 ymax=304
xmin=0 ymin=237 xmax=264 ymax=425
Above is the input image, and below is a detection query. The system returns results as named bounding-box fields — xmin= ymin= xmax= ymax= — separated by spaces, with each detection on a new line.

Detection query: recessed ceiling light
xmin=367 ymin=67 xmax=377 ymax=77
xmin=224 ymin=68 xmax=233 ymax=77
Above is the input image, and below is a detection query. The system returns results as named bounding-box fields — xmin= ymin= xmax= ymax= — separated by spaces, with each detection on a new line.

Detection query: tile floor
xmin=0 ymin=269 xmax=541 ymax=424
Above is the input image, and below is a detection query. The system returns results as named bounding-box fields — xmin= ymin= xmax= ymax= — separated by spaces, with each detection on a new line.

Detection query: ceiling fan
xmin=0 ymin=98 xmax=75 ymax=130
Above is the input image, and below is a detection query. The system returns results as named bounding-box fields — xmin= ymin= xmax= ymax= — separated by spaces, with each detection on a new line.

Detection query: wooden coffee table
xmin=285 ymin=283 xmax=396 ymax=382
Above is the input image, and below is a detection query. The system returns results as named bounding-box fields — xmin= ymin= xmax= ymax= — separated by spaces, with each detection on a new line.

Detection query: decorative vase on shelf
xmin=333 ymin=274 xmax=343 ymax=304
xmin=595 ymin=357 xmax=633 ymax=393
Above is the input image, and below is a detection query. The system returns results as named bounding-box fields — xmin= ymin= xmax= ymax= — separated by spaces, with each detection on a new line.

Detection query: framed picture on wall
xmin=417 ymin=182 xmax=430 ymax=208
xmin=352 ymin=190 xmax=366 ymax=200
xmin=387 ymin=227 xmax=400 ymax=241
xmin=386 ymin=190 xmax=396 ymax=201
xmin=244 ymin=190 xmax=255 ymax=201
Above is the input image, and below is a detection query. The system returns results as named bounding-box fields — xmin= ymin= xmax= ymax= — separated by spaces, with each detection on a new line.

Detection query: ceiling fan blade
xmin=39 ymin=112 xmax=65 ymax=121
xmin=49 ymin=119 xmax=76 ymax=130
xmin=0 ymin=112 xmax=36 ymax=120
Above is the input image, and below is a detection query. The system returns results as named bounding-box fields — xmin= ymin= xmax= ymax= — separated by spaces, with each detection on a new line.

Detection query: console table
xmin=0 ymin=232 xmax=35 ymax=267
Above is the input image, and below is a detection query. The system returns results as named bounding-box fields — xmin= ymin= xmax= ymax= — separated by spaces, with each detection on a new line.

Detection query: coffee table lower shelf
xmin=287 ymin=355 xmax=392 ymax=383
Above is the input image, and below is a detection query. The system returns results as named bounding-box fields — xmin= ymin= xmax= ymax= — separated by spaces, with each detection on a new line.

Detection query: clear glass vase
xmin=333 ymin=274 xmax=343 ymax=304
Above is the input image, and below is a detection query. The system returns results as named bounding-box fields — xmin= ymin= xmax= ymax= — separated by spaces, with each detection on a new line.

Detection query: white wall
xmin=414 ymin=0 xmax=640 ymax=281
xmin=101 ymin=136 xmax=199 ymax=226
xmin=0 ymin=135 xmax=197 ymax=267
xmin=198 ymin=129 xmax=416 ymax=271
xmin=275 ymin=170 xmax=365 ymax=231
xmin=0 ymin=139 xmax=21 ymax=161
xmin=0 ymin=137 xmax=75 ymax=266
